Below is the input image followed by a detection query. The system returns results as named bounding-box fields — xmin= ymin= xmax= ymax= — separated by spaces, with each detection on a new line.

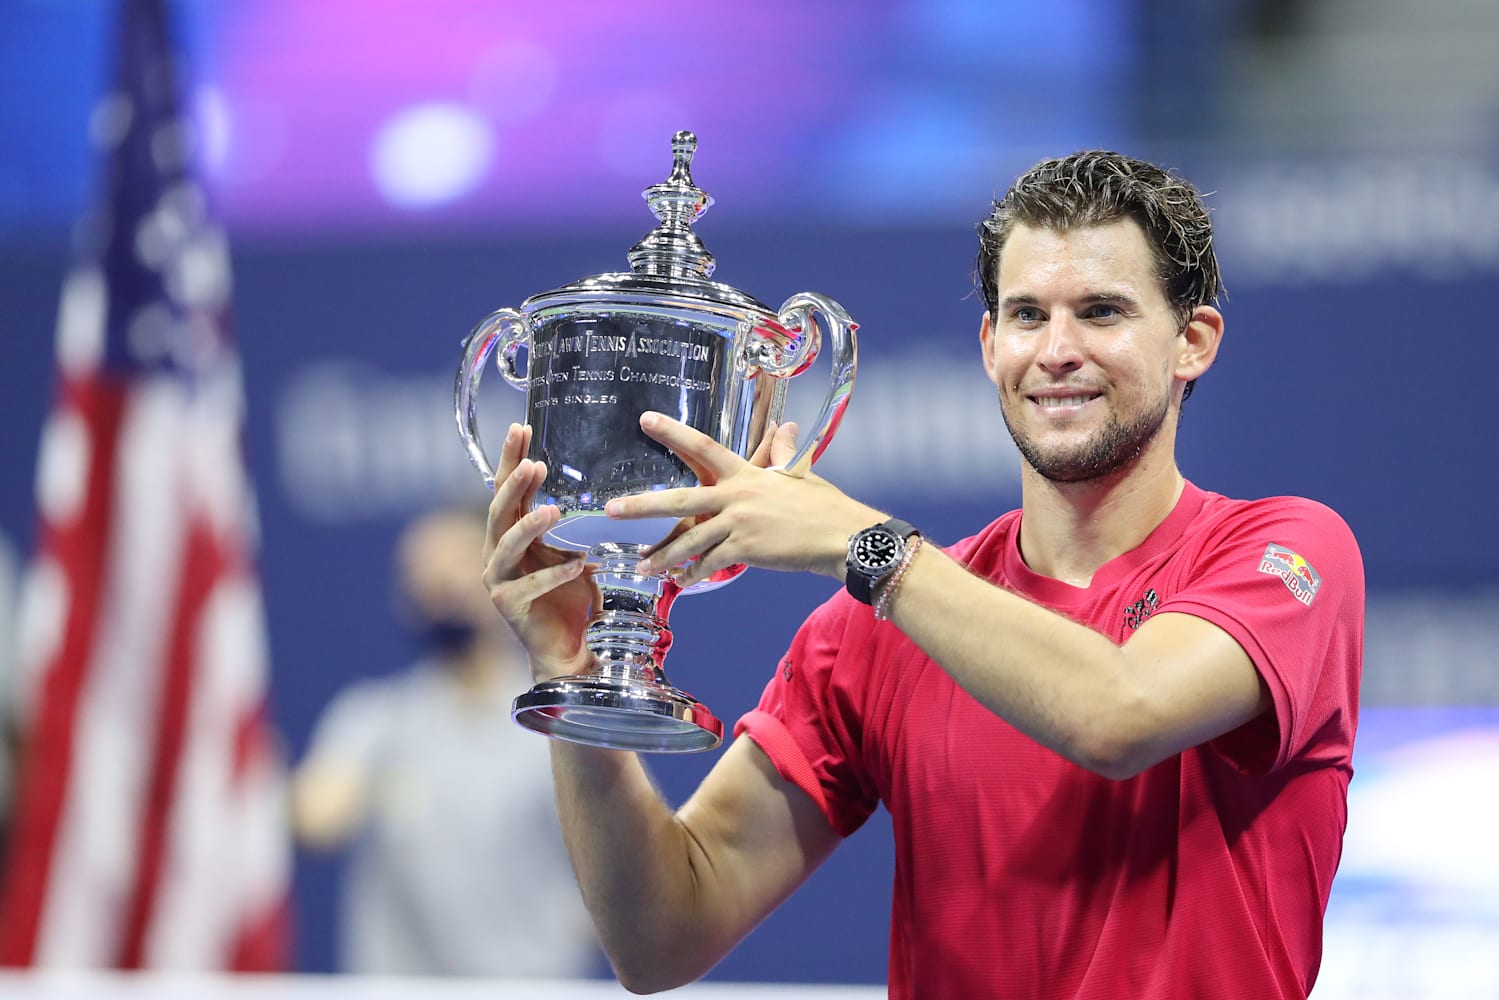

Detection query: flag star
xmin=151 ymin=119 xmax=190 ymax=173
xmin=55 ymin=268 xmax=108 ymax=376
xmin=16 ymin=555 xmax=70 ymax=703
xmin=134 ymin=201 xmax=186 ymax=271
xmin=126 ymin=301 xmax=176 ymax=362
xmin=36 ymin=408 xmax=91 ymax=525
xmin=162 ymin=181 xmax=206 ymax=226
xmin=171 ymin=229 xmax=231 ymax=309
xmin=89 ymin=92 xmax=135 ymax=151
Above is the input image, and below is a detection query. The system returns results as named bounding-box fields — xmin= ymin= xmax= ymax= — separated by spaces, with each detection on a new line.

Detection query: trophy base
xmin=513 ymin=675 xmax=723 ymax=753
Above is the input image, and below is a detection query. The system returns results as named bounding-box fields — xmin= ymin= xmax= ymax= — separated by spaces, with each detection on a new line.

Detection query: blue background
xmin=1 ymin=0 xmax=1496 ymax=985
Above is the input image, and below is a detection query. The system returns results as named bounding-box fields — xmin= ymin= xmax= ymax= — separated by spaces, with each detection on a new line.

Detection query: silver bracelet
xmin=874 ymin=535 xmax=924 ymax=622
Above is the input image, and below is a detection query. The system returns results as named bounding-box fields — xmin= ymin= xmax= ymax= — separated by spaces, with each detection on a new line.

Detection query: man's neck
xmin=1015 ymin=447 xmax=1186 ymax=588
xmin=440 ymin=647 xmax=500 ymax=696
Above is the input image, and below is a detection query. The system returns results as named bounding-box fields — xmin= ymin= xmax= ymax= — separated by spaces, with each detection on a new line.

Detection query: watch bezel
xmin=851 ymin=525 xmax=905 ymax=575
xmin=845 ymin=518 xmax=919 ymax=605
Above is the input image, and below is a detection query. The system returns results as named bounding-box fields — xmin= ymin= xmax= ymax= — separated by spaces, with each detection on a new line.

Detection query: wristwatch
xmin=845 ymin=518 xmax=919 ymax=605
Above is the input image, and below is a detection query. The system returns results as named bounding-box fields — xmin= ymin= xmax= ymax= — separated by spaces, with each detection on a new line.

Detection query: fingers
xmin=606 ymin=411 xmax=769 ymax=521
xmin=486 ymin=554 xmax=588 ymax=620
xmin=604 ymin=483 xmax=719 ymax=523
xmin=769 ymin=420 xmax=801 ymax=473
xmin=485 ymin=427 xmax=543 ymax=556
xmin=485 ymin=425 xmax=526 ymax=527
xmin=638 ymin=411 xmax=743 ymax=482
xmin=637 ymin=517 xmax=731 ymax=577
xmin=484 ymin=501 xmax=556 ymax=580
xmin=747 ymin=421 xmax=779 ymax=469
xmin=493 ymin=422 xmax=531 ymax=488
xmin=484 ymin=465 xmax=552 ymax=574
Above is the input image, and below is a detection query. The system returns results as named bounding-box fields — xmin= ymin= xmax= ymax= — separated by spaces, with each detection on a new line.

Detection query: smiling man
xmin=483 ymin=151 xmax=1365 ymax=999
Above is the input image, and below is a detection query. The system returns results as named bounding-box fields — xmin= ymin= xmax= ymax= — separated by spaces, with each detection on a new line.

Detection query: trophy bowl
xmin=456 ymin=132 xmax=856 ymax=753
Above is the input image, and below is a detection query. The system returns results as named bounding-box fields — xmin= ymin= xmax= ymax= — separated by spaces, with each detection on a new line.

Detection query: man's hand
xmin=604 ymin=411 xmax=884 ymax=588
xmin=481 ymin=423 xmax=598 ymax=683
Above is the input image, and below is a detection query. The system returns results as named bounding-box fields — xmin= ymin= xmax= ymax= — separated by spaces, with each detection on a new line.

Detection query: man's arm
xmin=609 ymin=413 xmax=1269 ymax=781
xmin=549 ymin=736 xmax=841 ymax=994
xmin=290 ymin=689 xmax=383 ymax=849
xmin=289 ymin=753 xmax=368 ymax=849
xmin=881 ymin=546 xmax=1268 ymax=779
xmin=481 ymin=420 xmax=842 ymax=992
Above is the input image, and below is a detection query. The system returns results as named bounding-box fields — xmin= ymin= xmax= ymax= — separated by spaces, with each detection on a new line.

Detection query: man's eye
xmin=1084 ymin=304 xmax=1122 ymax=320
xmin=1013 ymin=307 xmax=1042 ymax=324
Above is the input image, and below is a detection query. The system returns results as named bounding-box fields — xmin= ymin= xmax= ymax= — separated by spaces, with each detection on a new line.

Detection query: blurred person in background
xmin=482 ymin=151 xmax=1365 ymax=998
xmin=292 ymin=507 xmax=598 ymax=978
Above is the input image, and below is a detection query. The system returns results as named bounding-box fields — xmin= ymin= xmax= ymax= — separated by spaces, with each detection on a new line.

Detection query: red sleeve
xmin=1157 ymin=496 xmax=1364 ymax=774
xmin=733 ymin=594 xmax=882 ymax=838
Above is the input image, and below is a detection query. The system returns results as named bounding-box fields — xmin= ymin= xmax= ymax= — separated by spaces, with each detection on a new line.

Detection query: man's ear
xmin=1177 ymin=305 xmax=1224 ymax=384
xmin=979 ymin=310 xmax=999 ymax=386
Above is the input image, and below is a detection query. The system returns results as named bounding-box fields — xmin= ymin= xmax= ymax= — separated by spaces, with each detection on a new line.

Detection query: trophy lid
xmin=523 ymin=132 xmax=776 ymax=322
xmin=627 ymin=130 xmax=716 ymax=280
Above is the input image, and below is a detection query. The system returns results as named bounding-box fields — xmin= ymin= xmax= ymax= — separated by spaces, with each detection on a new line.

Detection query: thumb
xmin=748 ymin=421 xmax=779 ymax=469
xmin=770 ymin=421 xmax=800 ymax=469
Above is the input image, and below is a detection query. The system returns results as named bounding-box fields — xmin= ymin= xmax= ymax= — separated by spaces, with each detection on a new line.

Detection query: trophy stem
xmin=512 ymin=544 xmax=724 ymax=753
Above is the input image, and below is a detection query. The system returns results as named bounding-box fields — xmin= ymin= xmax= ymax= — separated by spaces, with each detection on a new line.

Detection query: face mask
xmin=416 ymin=617 xmax=479 ymax=657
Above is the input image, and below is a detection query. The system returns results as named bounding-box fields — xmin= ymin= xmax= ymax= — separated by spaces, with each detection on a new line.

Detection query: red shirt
xmin=736 ymin=482 xmax=1364 ymax=999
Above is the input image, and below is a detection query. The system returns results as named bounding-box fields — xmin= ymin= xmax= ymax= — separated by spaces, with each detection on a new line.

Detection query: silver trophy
xmin=456 ymin=132 xmax=856 ymax=753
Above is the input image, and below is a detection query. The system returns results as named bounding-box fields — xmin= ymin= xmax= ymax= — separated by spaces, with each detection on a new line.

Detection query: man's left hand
xmin=604 ymin=411 xmax=883 ymax=588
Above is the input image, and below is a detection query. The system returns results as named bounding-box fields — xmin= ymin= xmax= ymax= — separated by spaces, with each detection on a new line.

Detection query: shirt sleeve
xmin=734 ymin=594 xmax=881 ymax=838
xmin=1157 ymin=497 xmax=1364 ymax=774
xmin=302 ymin=677 xmax=392 ymax=771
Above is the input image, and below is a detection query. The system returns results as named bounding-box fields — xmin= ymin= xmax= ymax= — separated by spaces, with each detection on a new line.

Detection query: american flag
xmin=0 ymin=0 xmax=290 ymax=970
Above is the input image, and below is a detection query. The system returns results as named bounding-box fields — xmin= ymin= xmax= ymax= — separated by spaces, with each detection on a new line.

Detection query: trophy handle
xmin=764 ymin=292 xmax=858 ymax=473
xmin=455 ymin=307 xmax=530 ymax=489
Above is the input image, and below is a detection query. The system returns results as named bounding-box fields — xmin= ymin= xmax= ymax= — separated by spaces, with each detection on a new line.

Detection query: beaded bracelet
xmin=874 ymin=534 xmax=924 ymax=622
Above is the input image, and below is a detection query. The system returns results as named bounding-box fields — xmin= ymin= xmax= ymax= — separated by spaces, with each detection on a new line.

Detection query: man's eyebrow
xmin=998 ymin=290 xmax=1143 ymax=310
xmin=1078 ymin=290 xmax=1142 ymax=308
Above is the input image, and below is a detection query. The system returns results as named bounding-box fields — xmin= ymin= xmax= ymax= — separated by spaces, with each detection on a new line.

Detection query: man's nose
xmin=1036 ymin=313 xmax=1084 ymax=374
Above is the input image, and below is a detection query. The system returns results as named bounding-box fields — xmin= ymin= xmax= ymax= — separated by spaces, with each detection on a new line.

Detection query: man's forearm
xmin=886 ymin=546 xmax=1146 ymax=773
xmin=548 ymin=742 xmax=724 ymax=992
xmin=882 ymin=544 xmax=1265 ymax=779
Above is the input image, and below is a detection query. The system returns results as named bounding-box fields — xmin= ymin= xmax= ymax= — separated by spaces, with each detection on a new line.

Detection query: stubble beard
xmin=1000 ymin=387 xmax=1172 ymax=484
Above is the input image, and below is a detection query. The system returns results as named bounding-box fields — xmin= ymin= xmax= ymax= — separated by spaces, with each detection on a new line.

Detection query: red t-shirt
xmin=736 ymin=482 xmax=1364 ymax=1000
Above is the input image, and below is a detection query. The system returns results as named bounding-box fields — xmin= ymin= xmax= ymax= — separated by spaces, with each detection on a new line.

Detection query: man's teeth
xmin=1037 ymin=395 xmax=1093 ymax=408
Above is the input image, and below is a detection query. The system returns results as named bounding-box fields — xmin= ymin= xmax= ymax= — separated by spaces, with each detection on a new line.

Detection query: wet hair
xmin=975 ymin=151 xmax=1223 ymax=400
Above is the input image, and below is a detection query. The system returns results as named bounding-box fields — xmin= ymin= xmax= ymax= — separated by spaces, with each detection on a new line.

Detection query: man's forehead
xmin=996 ymin=218 xmax=1159 ymax=292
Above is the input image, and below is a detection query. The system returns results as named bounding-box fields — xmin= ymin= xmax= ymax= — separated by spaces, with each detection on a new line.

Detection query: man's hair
xmin=975 ymin=149 xmax=1224 ymax=342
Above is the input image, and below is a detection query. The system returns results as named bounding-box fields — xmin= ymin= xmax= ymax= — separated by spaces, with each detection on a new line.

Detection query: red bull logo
xmin=1258 ymin=543 xmax=1322 ymax=606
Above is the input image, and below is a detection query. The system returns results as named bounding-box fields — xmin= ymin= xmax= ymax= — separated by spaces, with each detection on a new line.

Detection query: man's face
xmin=398 ymin=514 xmax=495 ymax=628
xmin=981 ymin=219 xmax=1188 ymax=484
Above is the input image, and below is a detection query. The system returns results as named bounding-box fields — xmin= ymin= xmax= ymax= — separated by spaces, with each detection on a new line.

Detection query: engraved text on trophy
xmin=524 ymin=314 xmax=729 ymax=544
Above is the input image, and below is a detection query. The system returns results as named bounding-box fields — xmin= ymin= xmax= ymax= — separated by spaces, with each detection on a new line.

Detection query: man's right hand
xmin=481 ymin=423 xmax=597 ymax=683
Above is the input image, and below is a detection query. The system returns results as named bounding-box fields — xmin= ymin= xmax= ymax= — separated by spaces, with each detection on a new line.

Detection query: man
xmin=293 ymin=507 xmax=597 ymax=978
xmin=482 ymin=151 xmax=1364 ymax=998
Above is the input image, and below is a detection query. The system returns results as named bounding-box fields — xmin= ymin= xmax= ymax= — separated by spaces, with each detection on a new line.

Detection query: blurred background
xmin=1 ymin=0 xmax=1497 ymax=996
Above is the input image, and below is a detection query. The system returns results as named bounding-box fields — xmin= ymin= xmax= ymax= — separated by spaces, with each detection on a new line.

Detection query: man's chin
xmin=1018 ymin=438 xmax=1141 ymax=484
xmin=1009 ymin=400 xmax=1170 ymax=486
xmin=1028 ymin=460 xmax=1108 ymax=484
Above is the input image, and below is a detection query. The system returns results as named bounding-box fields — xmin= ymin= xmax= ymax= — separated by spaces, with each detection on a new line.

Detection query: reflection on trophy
xmin=455 ymin=132 xmax=856 ymax=753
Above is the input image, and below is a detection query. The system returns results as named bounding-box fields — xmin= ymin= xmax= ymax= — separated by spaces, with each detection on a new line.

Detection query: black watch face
xmin=854 ymin=529 xmax=903 ymax=573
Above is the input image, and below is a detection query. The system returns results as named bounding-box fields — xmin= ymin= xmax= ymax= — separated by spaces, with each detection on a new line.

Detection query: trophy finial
xmin=628 ymin=131 xmax=717 ymax=279
xmin=665 ymin=131 xmax=699 ymax=187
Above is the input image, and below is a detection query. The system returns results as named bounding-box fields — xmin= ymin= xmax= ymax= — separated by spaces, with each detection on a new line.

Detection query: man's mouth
xmin=1032 ymin=393 xmax=1099 ymax=409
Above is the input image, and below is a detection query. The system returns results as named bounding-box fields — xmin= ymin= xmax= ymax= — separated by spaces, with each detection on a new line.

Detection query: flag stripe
xmin=118 ymin=518 xmax=222 ymax=968
xmin=0 ymin=381 xmax=127 ymax=965
xmin=0 ymin=0 xmax=290 ymax=971
xmin=40 ymin=380 xmax=194 ymax=966
xmin=231 ymin=877 xmax=292 ymax=972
